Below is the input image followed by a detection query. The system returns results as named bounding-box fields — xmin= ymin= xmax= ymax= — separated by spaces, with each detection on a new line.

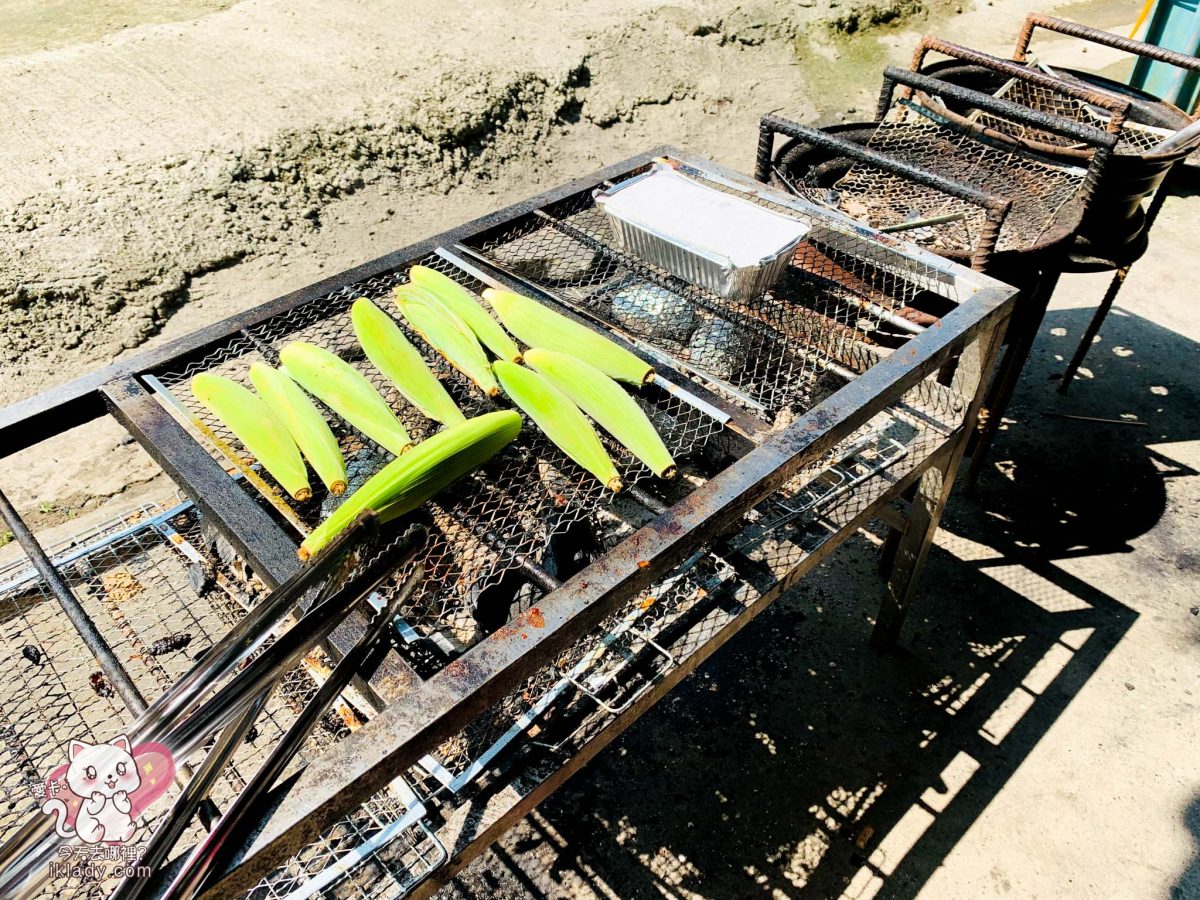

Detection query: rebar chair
xmin=761 ymin=67 xmax=1117 ymax=484
xmin=756 ymin=117 xmax=1012 ymax=347
xmin=1003 ymin=14 xmax=1200 ymax=389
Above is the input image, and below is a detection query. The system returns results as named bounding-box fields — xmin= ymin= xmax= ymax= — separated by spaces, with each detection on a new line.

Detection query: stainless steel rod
xmin=109 ymin=690 xmax=274 ymax=900
xmin=167 ymin=566 xmax=424 ymax=900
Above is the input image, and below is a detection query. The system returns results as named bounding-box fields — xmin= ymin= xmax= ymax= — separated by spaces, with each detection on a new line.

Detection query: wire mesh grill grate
xmin=834 ymin=105 xmax=1086 ymax=253
xmin=989 ymin=76 xmax=1172 ymax=155
xmin=469 ymin=169 xmax=963 ymax=418
xmin=153 ymin=253 xmax=728 ymax=660
xmin=0 ymin=504 xmax=442 ymax=900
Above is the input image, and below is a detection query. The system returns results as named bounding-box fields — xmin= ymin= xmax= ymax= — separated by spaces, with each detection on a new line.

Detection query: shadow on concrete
xmin=1174 ymin=794 xmax=1200 ymax=900
xmin=440 ymin=302 xmax=1195 ymax=899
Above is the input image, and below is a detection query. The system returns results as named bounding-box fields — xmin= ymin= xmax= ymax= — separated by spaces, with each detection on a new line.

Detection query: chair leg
xmin=1058 ymin=264 xmax=1131 ymax=393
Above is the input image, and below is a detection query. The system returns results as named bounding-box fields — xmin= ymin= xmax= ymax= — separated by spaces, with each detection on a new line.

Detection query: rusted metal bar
xmin=876 ymin=65 xmax=1117 ymax=250
xmin=877 ymin=65 xmax=1119 ymax=160
xmin=910 ymin=36 xmax=1132 ymax=135
xmin=102 ymin=376 xmax=301 ymax=589
xmin=1057 ymin=265 xmax=1131 ymax=392
xmin=756 ymin=116 xmax=1011 ymax=272
xmin=874 ymin=314 xmax=1007 ymax=645
xmin=1014 ymin=13 xmax=1200 ymax=74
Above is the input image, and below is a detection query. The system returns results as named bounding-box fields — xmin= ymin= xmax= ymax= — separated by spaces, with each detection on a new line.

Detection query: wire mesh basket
xmin=0 ymin=501 xmax=446 ymax=900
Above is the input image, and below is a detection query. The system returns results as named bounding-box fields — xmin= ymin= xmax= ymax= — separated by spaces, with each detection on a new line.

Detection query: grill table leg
xmin=964 ymin=268 xmax=1061 ymax=491
xmin=874 ymin=317 xmax=1007 ymax=646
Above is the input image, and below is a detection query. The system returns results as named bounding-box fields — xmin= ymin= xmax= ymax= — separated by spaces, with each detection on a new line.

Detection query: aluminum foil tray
xmin=594 ymin=163 xmax=810 ymax=301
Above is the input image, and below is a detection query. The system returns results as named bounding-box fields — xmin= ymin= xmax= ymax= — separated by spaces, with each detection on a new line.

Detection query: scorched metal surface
xmin=0 ymin=147 xmax=1015 ymax=899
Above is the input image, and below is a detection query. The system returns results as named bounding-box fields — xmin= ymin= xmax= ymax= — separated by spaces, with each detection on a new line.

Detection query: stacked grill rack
xmin=0 ymin=148 xmax=1014 ymax=899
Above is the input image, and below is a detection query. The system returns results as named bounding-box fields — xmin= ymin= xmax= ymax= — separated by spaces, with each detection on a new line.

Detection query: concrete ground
xmin=1 ymin=0 xmax=1197 ymax=897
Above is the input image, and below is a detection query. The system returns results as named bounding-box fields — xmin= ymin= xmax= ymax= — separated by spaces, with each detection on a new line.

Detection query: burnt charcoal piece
xmin=187 ymin=562 xmax=214 ymax=596
xmin=243 ymin=726 xmax=259 ymax=744
xmin=542 ymin=519 xmax=603 ymax=583
xmin=21 ymin=645 xmax=43 ymax=666
xmin=469 ymin=568 xmax=529 ymax=634
xmin=200 ymin=518 xmax=239 ymax=568
xmin=89 ymin=672 xmax=115 ymax=698
xmin=148 ymin=633 xmax=193 ymax=656
xmin=319 ymin=710 xmax=348 ymax=739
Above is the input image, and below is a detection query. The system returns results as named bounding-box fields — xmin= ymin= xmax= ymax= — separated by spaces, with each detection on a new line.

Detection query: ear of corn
xmin=249 ymin=363 xmax=347 ymax=495
xmin=484 ymin=288 xmax=654 ymax=386
xmin=351 ymin=298 xmax=466 ymax=427
xmin=493 ymin=360 xmax=621 ymax=492
xmin=300 ymin=410 xmax=521 ymax=559
xmin=394 ymin=285 xmax=499 ymax=396
xmin=409 ymin=266 xmax=522 ymax=363
xmin=191 ymin=372 xmax=312 ymax=501
xmin=524 ymin=348 xmax=676 ymax=479
xmin=279 ymin=342 xmax=413 ymax=457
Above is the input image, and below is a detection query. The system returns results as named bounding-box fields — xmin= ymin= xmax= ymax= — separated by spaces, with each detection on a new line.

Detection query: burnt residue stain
xmin=488 ymin=606 xmax=547 ymax=639
xmin=89 ymin=672 xmax=114 ymax=698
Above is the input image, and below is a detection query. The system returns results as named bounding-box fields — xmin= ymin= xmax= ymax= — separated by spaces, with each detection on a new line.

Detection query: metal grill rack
xmin=757 ymin=118 xmax=1012 ymax=271
xmin=149 ymin=252 xmax=728 ymax=663
xmin=858 ymin=69 xmax=1114 ymax=258
xmin=756 ymin=68 xmax=1116 ymax=279
xmin=0 ymin=499 xmax=447 ymax=900
xmin=0 ymin=147 xmax=1016 ymax=899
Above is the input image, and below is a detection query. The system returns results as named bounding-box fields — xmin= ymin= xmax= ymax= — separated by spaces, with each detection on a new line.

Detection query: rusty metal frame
xmin=1015 ymin=12 xmax=1200 ymax=78
xmin=910 ymin=36 xmax=1133 ymax=144
xmin=755 ymin=114 xmax=1014 ymax=271
xmin=0 ymin=147 xmax=1016 ymax=899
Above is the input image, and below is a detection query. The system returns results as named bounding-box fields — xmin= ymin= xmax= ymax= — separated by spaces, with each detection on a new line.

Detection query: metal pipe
xmin=0 ymin=487 xmax=148 ymax=714
xmin=878 ymin=212 xmax=969 ymax=233
xmin=164 ymin=566 xmax=424 ymax=900
xmin=109 ymin=691 xmax=274 ymax=900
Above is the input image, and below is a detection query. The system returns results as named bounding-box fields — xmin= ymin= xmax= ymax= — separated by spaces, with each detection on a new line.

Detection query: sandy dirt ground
xmin=1 ymin=0 xmax=1197 ymax=897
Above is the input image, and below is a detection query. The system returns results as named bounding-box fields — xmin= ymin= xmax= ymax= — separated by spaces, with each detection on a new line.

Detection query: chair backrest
xmin=757 ymin=114 xmax=1012 ymax=271
xmin=910 ymin=37 xmax=1135 ymax=156
xmin=873 ymin=66 xmax=1117 ymax=254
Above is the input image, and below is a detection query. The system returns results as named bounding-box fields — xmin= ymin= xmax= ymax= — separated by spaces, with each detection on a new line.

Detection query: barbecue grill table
xmin=0 ymin=147 xmax=1015 ymax=900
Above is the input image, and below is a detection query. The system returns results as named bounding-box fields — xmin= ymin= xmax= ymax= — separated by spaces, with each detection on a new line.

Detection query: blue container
xmin=1131 ymin=0 xmax=1200 ymax=111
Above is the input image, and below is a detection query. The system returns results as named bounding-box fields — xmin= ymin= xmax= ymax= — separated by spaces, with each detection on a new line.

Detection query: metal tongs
xmin=158 ymin=564 xmax=424 ymax=898
xmin=0 ymin=514 xmax=424 ymax=899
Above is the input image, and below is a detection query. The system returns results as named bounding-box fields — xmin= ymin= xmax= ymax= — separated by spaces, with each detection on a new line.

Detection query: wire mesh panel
xmin=988 ymin=77 xmax=1172 ymax=155
xmin=836 ymin=104 xmax=1088 ymax=253
xmin=469 ymin=163 xmax=965 ymax=418
xmin=0 ymin=500 xmax=444 ymax=900
xmin=151 ymin=251 xmax=729 ymax=662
